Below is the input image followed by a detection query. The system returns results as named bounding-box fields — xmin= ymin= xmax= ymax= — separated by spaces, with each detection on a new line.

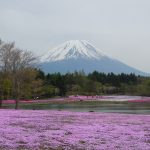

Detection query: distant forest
xmin=36 ymin=70 xmax=150 ymax=97
xmin=0 ymin=39 xmax=150 ymax=108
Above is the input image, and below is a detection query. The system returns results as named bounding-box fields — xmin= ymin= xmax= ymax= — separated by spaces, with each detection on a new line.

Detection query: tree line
xmin=37 ymin=70 xmax=150 ymax=97
xmin=0 ymin=39 xmax=150 ymax=109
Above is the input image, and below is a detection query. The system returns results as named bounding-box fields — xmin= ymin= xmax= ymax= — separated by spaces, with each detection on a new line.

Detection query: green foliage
xmin=2 ymin=78 xmax=12 ymax=99
xmin=42 ymin=85 xmax=55 ymax=97
xmin=38 ymin=71 xmax=149 ymax=97
xmin=0 ymin=68 xmax=150 ymax=99
xmin=136 ymin=79 xmax=150 ymax=96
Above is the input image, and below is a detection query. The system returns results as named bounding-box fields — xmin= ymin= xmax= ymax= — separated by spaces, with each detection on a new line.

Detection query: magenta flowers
xmin=0 ymin=110 xmax=150 ymax=149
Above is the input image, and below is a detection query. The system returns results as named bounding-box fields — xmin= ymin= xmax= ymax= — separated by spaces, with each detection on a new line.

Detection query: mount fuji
xmin=40 ymin=40 xmax=147 ymax=75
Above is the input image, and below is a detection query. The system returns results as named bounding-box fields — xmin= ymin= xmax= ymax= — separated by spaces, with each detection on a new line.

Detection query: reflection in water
xmin=35 ymin=103 xmax=150 ymax=114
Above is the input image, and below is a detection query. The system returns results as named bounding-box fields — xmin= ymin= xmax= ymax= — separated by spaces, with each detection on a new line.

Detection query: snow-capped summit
xmin=40 ymin=40 xmax=148 ymax=76
xmin=41 ymin=40 xmax=107 ymax=62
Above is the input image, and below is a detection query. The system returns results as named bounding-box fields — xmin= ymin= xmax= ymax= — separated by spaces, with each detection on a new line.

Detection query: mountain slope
xmin=40 ymin=40 xmax=148 ymax=75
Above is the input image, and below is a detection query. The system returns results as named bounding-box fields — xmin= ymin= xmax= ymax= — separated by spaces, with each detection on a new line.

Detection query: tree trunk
xmin=0 ymin=99 xmax=2 ymax=108
xmin=15 ymin=99 xmax=19 ymax=109
xmin=0 ymin=93 xmax=3 ymax=108
xmin=14 ymin=80 xmax=20 ymax=110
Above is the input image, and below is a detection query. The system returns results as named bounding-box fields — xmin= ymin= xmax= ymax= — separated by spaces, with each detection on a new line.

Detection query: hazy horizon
xmin=0 ymin=0 xmax=150 ymax=73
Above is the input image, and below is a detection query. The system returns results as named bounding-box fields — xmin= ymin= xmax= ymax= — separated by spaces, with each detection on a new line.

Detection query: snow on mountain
xmin=41 ymin=40 xmax=107 ymax=62
xmin=40 ymin=40 xmax=148 ymax=76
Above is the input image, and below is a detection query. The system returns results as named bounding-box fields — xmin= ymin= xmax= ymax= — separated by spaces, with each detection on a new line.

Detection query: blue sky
xmin=0 ymin=0 xmax=150 ymax=73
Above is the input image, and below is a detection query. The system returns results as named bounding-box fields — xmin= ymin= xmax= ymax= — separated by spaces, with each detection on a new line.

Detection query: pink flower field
xmin=0 ymin=110 xmax=150 ymax=150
